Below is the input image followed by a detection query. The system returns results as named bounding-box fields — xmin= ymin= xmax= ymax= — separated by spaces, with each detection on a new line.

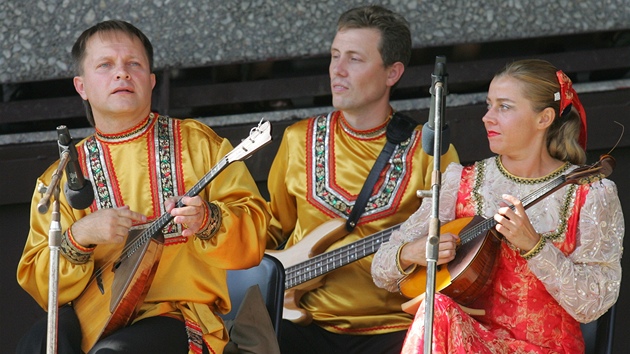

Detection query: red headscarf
xmin=555 ymin=70 xmax=587 ymax=150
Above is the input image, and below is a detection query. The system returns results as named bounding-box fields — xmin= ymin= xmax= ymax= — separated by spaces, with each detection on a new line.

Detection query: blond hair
xmin=495 ymin=59 xmax=586 ymax=164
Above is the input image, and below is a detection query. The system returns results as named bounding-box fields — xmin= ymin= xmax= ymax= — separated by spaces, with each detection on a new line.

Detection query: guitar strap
xmin=345 ymin=112 xmax=417 ymax=232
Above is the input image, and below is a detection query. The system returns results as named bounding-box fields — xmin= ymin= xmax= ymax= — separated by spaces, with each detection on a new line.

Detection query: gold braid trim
xmin=521 ymin=234 xmax=546 ymax=260
xmin=60 ymin=227 xmax=95 ymax=264
xmin=396 ymin=242 xmax=417 ymax=275
xmin=195 ymin=201 xmax=222 ymax=240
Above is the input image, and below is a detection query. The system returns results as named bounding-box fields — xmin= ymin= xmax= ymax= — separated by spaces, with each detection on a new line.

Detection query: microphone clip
xmin=429 ymin=55 xmax=449 ymax=97
xmin=56 ymin=125 xmax=95 ymax=209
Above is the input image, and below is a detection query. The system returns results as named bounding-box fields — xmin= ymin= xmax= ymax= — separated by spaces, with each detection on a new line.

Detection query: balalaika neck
xmin=117 ymin=157 xmax=229 ymax=264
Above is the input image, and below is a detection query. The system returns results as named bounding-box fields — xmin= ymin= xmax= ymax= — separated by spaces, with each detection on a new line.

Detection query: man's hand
xmin=166 ymin=195 xmax=209 ymax=237
xmin=71 ymin=205 xmax=147 ymax=247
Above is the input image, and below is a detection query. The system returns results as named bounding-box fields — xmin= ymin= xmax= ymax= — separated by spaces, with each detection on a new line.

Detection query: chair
xmin=581 ymin=303 xmax=616 ymax=354
xmin=221 ymin=254 xmax=285 ymax=338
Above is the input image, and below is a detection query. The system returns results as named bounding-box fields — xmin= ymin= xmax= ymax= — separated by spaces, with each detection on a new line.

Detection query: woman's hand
xmin=494 ymin=194 xmax=541 ymax=253
xmin=399 ymin=232 xmax=459 ymax=270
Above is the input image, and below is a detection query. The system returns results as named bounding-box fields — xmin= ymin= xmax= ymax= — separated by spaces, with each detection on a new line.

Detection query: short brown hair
xmin=71 ymin=20 xmax=154 ymax=126
xmin=337 ymin=5 xmax=411 ymax=68
xmin=72 ymin=20 xmax=154 ymax=76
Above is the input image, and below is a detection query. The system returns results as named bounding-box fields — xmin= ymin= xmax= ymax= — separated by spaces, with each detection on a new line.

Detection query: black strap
xmin=345 ymin=112 xmax=417 ymax=232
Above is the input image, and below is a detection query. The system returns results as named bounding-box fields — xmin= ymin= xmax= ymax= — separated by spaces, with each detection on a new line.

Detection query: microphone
xmin=422 ymin=55 xmax=451 ymax=156
xmin=57 ymin=126 xmax=94 ymax=209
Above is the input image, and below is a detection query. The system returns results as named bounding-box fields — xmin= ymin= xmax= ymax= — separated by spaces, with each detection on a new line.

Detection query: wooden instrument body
xmin=266 ymin=218 xmax=349 ymax=325
xmin=73 ymin=230 xmax=164 ymax=352
xmin=397 ymin=216 xmax=501 ymax=306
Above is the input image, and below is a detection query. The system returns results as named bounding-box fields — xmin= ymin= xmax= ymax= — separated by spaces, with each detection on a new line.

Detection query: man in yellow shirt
xmin=16 ymin=20 xmax=270 ymax=353
xmin=266 ymin=5 xmax=459 ymax=354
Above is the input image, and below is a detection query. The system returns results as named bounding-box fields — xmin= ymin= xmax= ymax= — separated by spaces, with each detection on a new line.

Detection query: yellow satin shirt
xmin=267 ymin=111 xmax=459 ymax=334
xmin=17 ymin=113 xmax=270 ymax=352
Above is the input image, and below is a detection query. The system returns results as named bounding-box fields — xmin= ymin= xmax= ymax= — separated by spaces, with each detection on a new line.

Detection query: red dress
xmin=401 ymin=163 xmax=586 ymax=354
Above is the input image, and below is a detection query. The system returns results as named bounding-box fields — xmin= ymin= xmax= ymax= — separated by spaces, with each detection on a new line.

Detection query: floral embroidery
xmin=185 ymin=319 xmax=204 ymax=354
xmin=306 ymin=112 xmax=416 ymax=224
xmin=95 ymin=112 xmax=154 ymax=142
xmin=495 ymin=155 xmax=570 ymax=185
xmin=155 ymin=115 xmax=180 ymax=237
xmin=59 ymin=228 xmax=94 ymax=264
xmin=82 ymin=113 xmax=185 ymax=242
xmin=85 ymin=136 xmax=113 ymax=210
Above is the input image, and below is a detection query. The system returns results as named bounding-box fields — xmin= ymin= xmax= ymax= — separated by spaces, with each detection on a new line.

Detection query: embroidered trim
xmin=84 ymin=114 xmax=185 ymax=242
xmin=197 ymin=201 xmax=211 ymax=231
xmin=185 ymin=319 xmax=204 ymax=354
xmin=545 ymin=184 xmax=577 ymax=242
xmin=338 ymin=111 xmax=390 ymax=140
xmin=196 ymin=201 xmax=222 ymax=240
xmin=495 ymin=155 xmax=571 ymax=185
xmin=473 ymin=158 xmax=578 ymax=247
xmin=472 ymin=160 xmax=487 ymax=215
xmin=60 ymin=227 xmax=94 ymax=264
xmin=307 ymin=112 xmax=416 ymax=223
xmin=521 ymin=234 xmax=546 ymax=260
xmin=155 ymin=115 xmax=181 ymax=237
xmin=95 ymin=112 xmax=155 ymax=142
xmin=85 ymin=137 xmax=114 ymax=210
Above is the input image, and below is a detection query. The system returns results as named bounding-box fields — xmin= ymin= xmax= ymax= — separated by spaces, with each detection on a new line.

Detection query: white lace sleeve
xmin=372 ymin=163 xmax=463 ymax=292
xmin=527 ymin=179 xmax=624 ymax=323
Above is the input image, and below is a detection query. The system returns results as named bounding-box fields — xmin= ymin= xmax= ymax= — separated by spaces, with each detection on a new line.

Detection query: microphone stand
xmin=37 ymin=144 xmax=71 ymax=354
xmin=422 ymin=58 xmax=448 ymax=354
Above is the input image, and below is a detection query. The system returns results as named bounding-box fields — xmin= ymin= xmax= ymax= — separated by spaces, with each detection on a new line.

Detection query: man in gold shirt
xmin=16 ymin=20 xmax=270 ymax=353
xmin=266 ymin=5 xmax=459 ymax=354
